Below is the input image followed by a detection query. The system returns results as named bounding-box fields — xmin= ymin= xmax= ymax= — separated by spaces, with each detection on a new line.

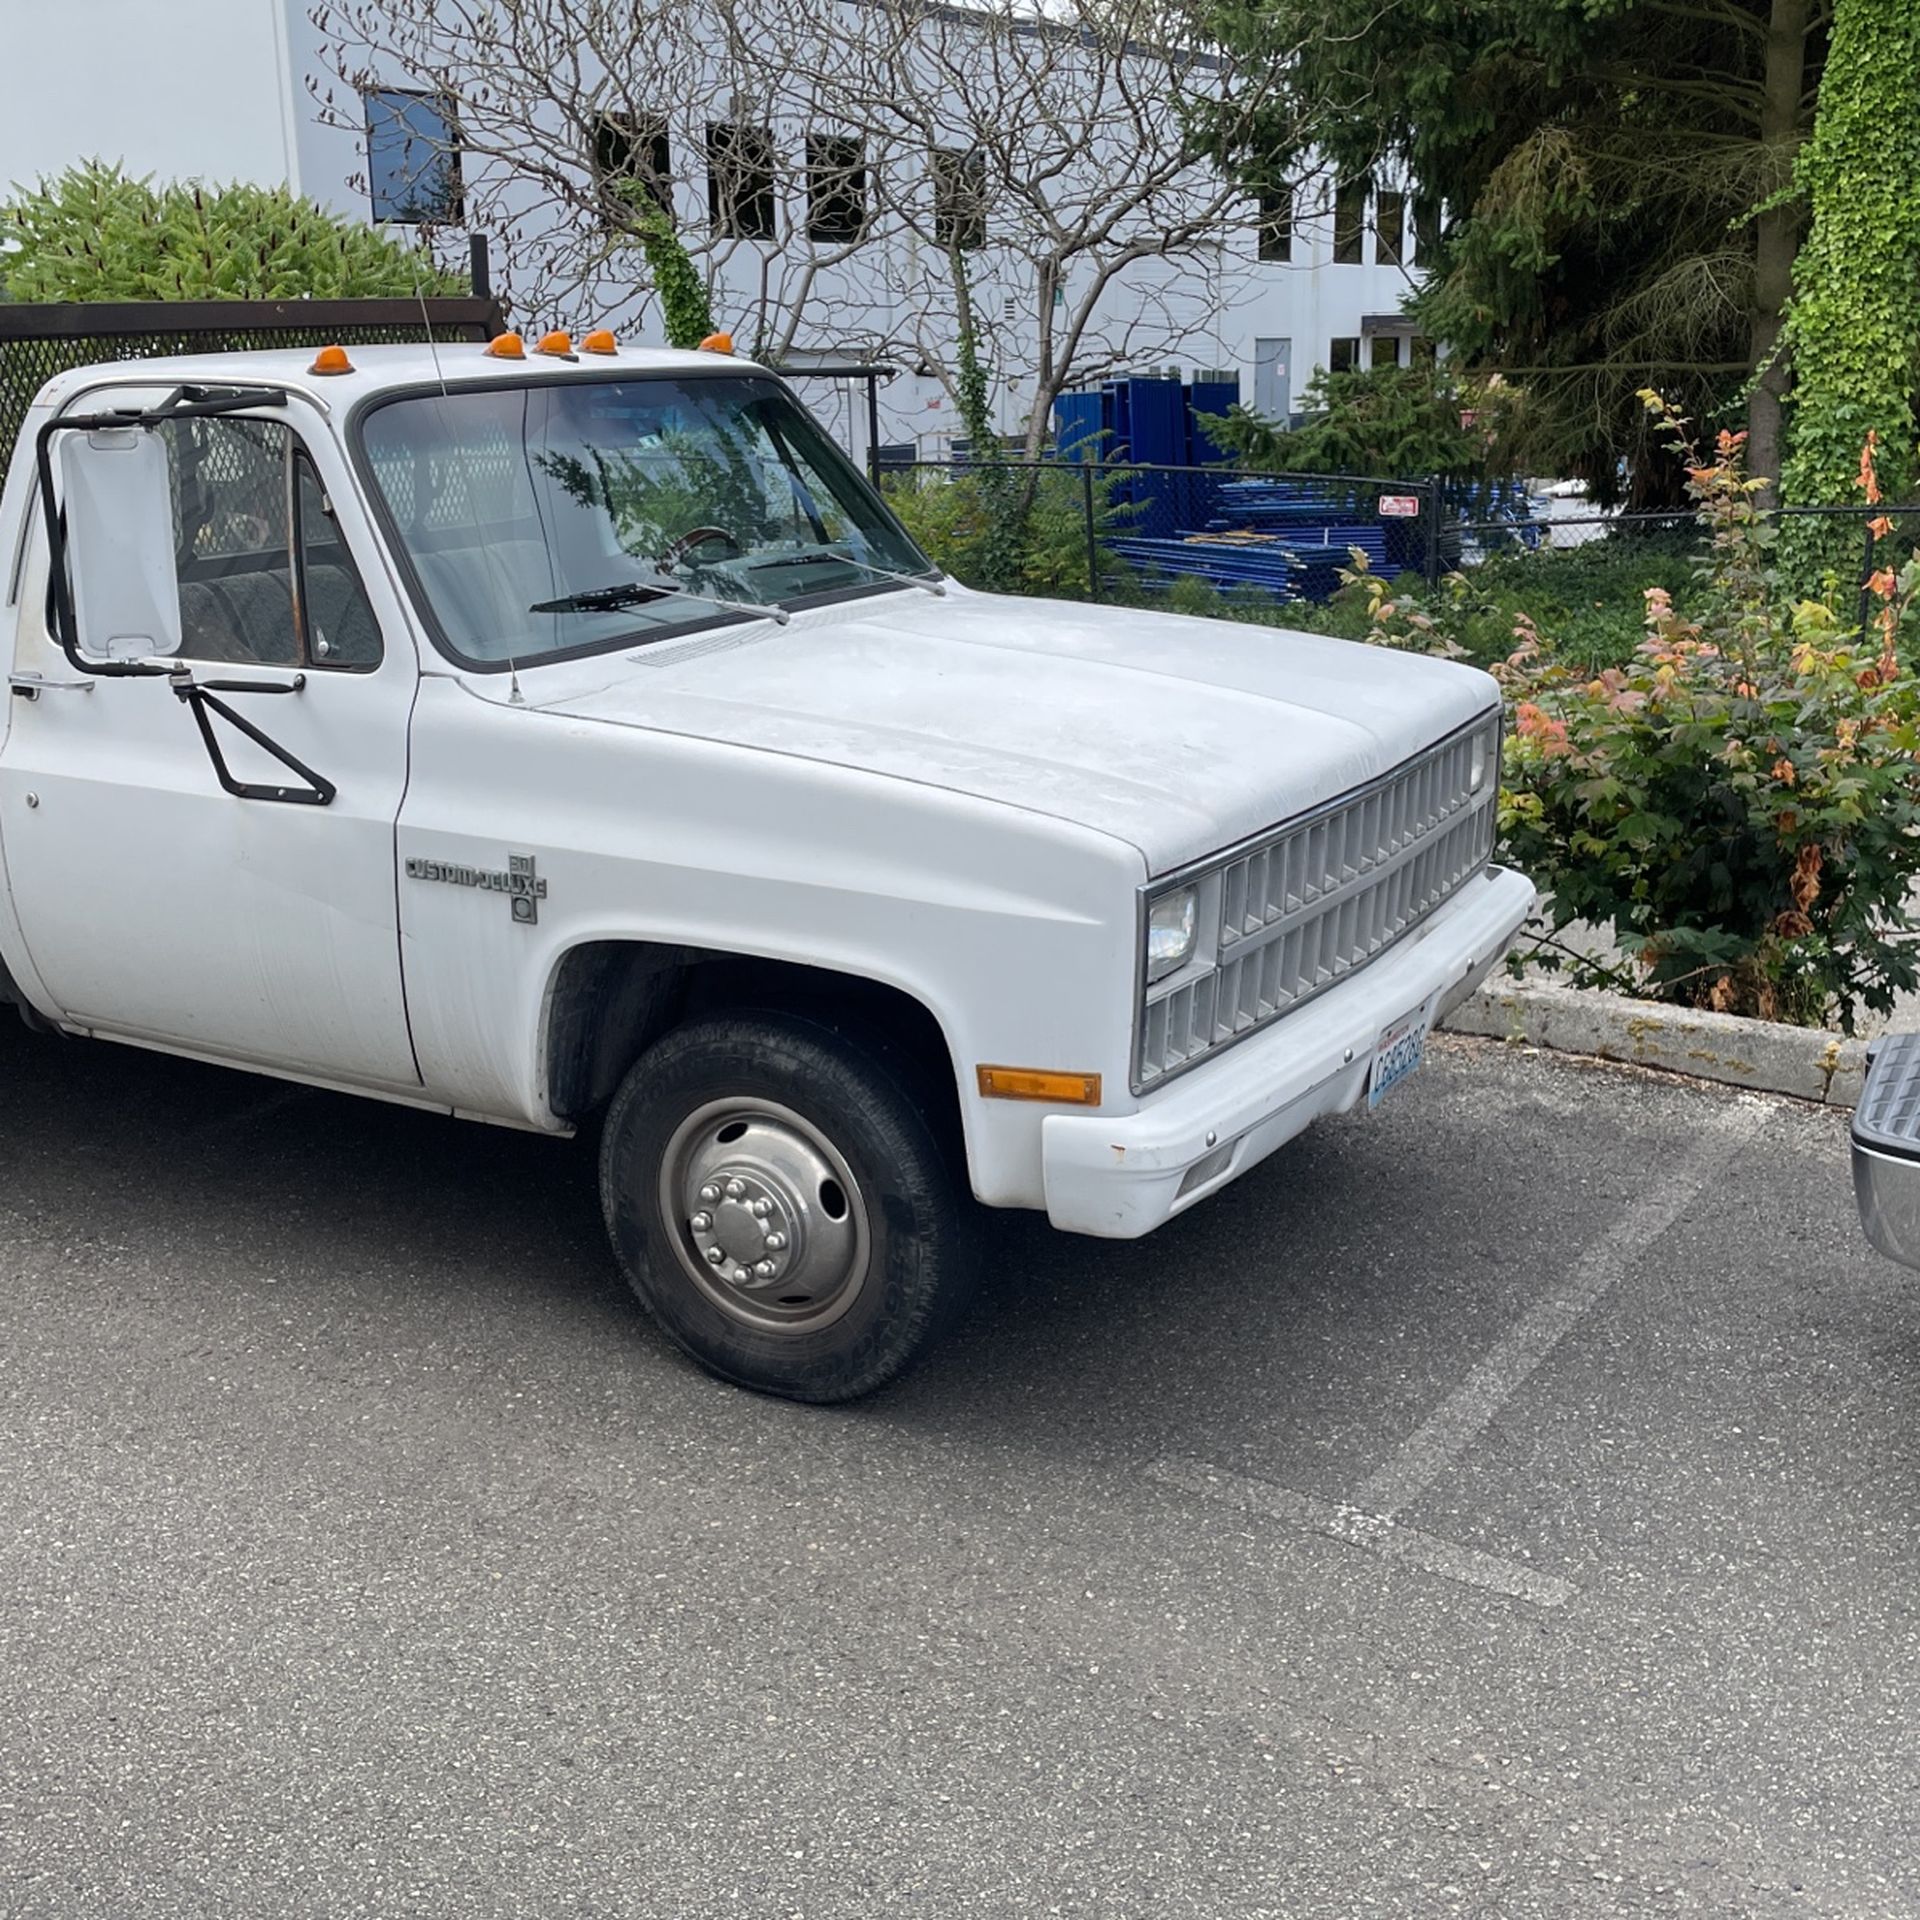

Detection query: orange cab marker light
xmin=485 ymin=331 xmax=526 ymax=359
xmin=309 ymin=344 xmax=354 ymax=376
xmin=976 ymin=1065 xmax=1102 ymax=1106
xmin=535 ymin=329 xmax=576 ymax=359
xmin=697 ymin=330 xmax=734 ymax=355
xmin=581 ymin=328 xmax=618 ymax=355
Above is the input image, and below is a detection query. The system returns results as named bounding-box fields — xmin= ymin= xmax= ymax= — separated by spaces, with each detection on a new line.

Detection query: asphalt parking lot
xmin=0 ymin=1019 xmax=1914 ymax=1918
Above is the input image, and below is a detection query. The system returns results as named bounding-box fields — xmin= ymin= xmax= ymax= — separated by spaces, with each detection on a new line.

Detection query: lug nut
xmin=733 ymin=1267 xmax=752 ymax=1285
xmin=705 ymin=1246 xmax=726 ymax=1266
xmin=725 ymin=1178 xmax=746 ymax=1199
xmin=690 ymin=1211 xmax=712 ymax=1232
xmin=699 ymin=1183 xmax=720 ymax=1204
xmin=751 ymin=1198 xmax=772 ymax=1218
xmin=765 ymin=1231 xmax=787 ymax=1251
xmin=754 ymin=1259 xmax=776 ymax=1278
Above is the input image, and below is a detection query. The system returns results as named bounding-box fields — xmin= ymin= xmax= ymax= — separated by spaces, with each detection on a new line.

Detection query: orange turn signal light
xmin=485 ymin=331 xmax=527 ymax=359
xmin=697 ymin=331 xmax=735 ymax=355
xmin=535 ymin=329 xmax=576 ymax=359
xmin=581 ymin=328 xmax=618 ymax=355
xmin=975 ymin=1065 xmax=1103 ymax=1106
xmin=309 ymin=344 xmax=354 ymax=376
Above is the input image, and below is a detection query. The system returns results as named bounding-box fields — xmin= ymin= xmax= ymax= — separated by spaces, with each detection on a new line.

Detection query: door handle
xmin=9 ymin=673 xmax=95 ymax=699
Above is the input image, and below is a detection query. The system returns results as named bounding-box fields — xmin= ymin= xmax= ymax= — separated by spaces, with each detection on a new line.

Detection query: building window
xmin=1332 ymin=177 xmax=1369 ymax=265
xmin=364 ymin=90 xmax=462 ymax=224
xmin=807 ymin=134 xmax=867 ymax=242
xmin=707 ymin=124 xmax=777 ymax=241
xmin=1413 ymin=197 xmax=1442 ymax=266
xmin=1370 ymin=335 xmax=1400 ymax=370
xmin=593 ymin=113 xmax=672 ymax=219
xmin=1374 ymin=190 xmax=1405 ymax=267
xmin=1256 ymin=185 xmax=1292 ymax=264
xmin=1329 ymin=336 xmax=1361 ymax=374
xmin=932 ymin=149 xmax=987 ymax=250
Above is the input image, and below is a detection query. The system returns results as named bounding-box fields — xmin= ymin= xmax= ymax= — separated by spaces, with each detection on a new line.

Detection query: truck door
xmin=0 ymin=403 xmax=421 ymax=1088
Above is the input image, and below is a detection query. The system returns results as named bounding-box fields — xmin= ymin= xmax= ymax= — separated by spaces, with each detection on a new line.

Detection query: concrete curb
xmin=1441 ymin=977 xmax=1868 ymax=1107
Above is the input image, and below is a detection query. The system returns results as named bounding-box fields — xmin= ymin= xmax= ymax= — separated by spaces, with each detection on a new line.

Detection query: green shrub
xmin=882 ymin=464 xmax=1139 ymax=600
xmin=1203 ymin=361 xmax=1515 ymax=486
xmin=1465 ymin=533 xmax=1700 ymax=670
xmin=1018 ymin=468 xmax=1117 ymax=598
xmin=882 ymin=469 xmax=997 ymax=580
xmin=1 ymin=161 xmax=463 ymax=301
xmin=1482 ymin=402 xmax=1920 ymax=1029
xmin=1305 ymin=534 xmax=1698 ymax=675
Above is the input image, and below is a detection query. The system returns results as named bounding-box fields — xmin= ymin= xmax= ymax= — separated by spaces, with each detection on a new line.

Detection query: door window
xmin=294 ymin=462 xmax=383 ymax=666
xmin=154 ymin=417 xmax=382 ymax=669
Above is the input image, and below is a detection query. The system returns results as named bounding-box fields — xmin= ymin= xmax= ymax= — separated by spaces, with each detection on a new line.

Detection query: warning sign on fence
xmin=1378 ymin=495 xmax=1422 ymax=518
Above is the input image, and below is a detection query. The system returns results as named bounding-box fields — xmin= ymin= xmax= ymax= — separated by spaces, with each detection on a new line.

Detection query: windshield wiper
xmin=744 ymin=550 xmax=946 ymax=596
xmin=530 ymin=577 xmax=789 ymax=626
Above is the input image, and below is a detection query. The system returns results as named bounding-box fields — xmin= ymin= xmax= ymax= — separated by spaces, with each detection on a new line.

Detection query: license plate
xmin=1368 ymin=996 xmax=1434 ymax=1110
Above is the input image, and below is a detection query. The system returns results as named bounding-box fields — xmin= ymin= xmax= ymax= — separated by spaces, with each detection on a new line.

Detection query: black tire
xmin=598 ymin=1010 xmax=977 ymax=1403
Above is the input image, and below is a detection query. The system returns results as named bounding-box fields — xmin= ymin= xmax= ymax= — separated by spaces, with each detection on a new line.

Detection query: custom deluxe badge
xmin=405 ymin=852 xmax=547 ymax=924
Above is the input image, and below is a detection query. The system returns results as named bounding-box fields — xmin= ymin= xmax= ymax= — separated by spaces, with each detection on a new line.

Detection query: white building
xmin=0 ymin=1 xmax=307 ymax=208
xmin=1 ymin=0 xmax=1426 ymax=457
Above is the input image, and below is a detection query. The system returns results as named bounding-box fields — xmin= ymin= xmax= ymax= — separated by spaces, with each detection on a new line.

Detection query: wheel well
xmin=0 ymin=952 xmax=51 ymax=1032
xmin=545 ymin=943 xmax=962 ymax=1140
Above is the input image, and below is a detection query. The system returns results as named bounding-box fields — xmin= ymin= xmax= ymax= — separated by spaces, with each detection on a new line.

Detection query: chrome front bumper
xmin=1042 ymin=864 xmax=1535 ymax=1238
xmin=1853 ymin=1032 xmax=1920 ymax=1270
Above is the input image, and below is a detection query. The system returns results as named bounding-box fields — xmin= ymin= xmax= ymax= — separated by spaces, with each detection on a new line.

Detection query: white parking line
xmin=1147 ymin=1456 xmax=1576 ymax=1607
xmin=1151 ymin=1094 xmax=1768 ymax=1608
xmin=1354 ymin=1096 xmax=1767 ymax=1518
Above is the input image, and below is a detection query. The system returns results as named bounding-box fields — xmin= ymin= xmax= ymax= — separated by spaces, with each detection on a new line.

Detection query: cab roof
xmin=37 ymin=340 xmax=772 ymax=412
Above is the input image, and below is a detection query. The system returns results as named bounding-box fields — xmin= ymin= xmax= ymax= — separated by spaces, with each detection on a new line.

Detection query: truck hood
xmin=527 ymin=587 xmax=1498 ymax=874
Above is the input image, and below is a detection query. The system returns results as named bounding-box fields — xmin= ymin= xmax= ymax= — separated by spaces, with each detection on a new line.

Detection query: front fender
xmin=397 ymin=677 xmax=1145 ymax=1205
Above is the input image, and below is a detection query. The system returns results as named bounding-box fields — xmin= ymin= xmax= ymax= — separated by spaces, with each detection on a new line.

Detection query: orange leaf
xmin=1858 ymin=430 xmax=1883 ymax=506
xmin=1790 ymin=843 xmax=1822 ymax=913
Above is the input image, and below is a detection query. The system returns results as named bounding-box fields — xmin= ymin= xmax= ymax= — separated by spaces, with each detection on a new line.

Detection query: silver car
xmin=1854 ymin=1034 xmax=1920 ymax=1265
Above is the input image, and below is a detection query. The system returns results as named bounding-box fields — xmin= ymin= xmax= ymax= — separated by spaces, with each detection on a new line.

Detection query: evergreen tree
xmin=1205 ymin=0 xmax=1828 ymax=503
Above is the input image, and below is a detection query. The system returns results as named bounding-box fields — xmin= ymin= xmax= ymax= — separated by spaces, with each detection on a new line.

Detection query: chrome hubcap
xmin=661 ymin=1098 xmax=870 ymax=1332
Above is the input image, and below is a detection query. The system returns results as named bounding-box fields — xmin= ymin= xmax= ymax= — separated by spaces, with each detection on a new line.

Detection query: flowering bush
xmin=1336 ymin=554 xmax=1471 ymax=658
xmin=1491 ymin=399 xmax=1920 ymax=1028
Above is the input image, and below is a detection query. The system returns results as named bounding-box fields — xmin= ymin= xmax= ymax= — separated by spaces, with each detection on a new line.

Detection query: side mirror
xmin=57 ymin=427 xmax=182 ymax=663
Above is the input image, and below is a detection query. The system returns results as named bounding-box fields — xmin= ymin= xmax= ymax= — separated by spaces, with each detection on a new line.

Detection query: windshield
xmin=357 ymin=374 xmax=935 ymax=667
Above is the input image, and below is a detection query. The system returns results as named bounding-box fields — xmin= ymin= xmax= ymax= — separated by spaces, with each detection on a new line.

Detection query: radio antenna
xmin=412 ymin=247 xmax=452 ymax=401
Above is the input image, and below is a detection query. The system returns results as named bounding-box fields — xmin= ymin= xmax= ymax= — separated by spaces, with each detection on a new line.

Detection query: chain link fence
xmin=878 ymin=455 xmax=1447 ymax=605
xmin=879 ymin=453 xmax=1920 ymax=626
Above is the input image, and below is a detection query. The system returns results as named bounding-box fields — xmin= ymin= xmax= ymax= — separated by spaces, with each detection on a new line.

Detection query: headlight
xmin=1146 ymin=885 xmax=1198 ymax=982
xmin=1469 ymin=718 xmax=1496 ymax=793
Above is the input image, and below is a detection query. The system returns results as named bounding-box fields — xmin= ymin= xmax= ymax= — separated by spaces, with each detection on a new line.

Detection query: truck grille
xmin=1135 ymin=721 xmax=1498 ymax=1090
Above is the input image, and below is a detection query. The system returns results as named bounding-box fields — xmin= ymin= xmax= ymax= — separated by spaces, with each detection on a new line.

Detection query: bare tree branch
xmin=310 ymin=0 xmax=1313 ymax=451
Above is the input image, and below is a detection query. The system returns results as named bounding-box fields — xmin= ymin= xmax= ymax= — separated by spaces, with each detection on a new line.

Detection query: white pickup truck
xmin=0 ymin=330 xmax=1533 ymax=1400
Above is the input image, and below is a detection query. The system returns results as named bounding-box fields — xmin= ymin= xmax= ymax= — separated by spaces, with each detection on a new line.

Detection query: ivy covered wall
xmin=1778 ymin=0 xmax=1920 ymax=584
